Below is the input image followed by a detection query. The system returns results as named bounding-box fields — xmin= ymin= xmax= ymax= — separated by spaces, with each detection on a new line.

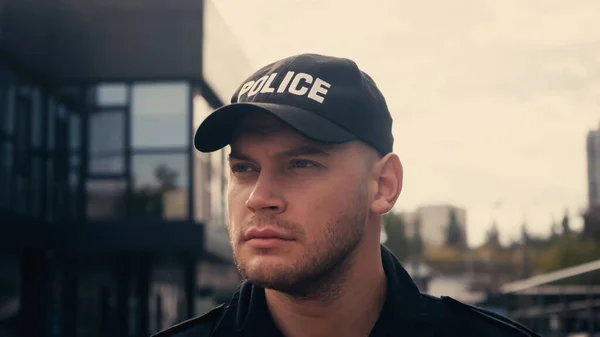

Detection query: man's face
xmin=226 ymin=113 xmax=373 ymax=296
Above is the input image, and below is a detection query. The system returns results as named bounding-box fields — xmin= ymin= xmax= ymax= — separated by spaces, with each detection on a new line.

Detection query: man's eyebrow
xmin=228 ymin=145 xmax=332 ymax=161
xmin=275 ymin=145 xmax=331 ymax=158
xmin=228 ymin=150 xmax=253 ymax=162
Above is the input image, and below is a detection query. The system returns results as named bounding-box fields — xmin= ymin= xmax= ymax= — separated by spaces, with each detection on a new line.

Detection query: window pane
xmin=46 ymin=158 xmax=54 ymax=221
xmin=0 ymin=88 xmax=4 ymax=135
xmin=14 ymin=175 xmax=26 ymax=215
xmin=2 ymin=85 xmax=15 ymax=135
xmin=209 ymin=150 xmax=226 ymax=228
xmin=89 ymin=112 xmax=125 ymax=155
xmin=192 ymin=95 xmax=212 ymax=223
xmin=131 ymin=83 xmax=189 ymax=148
xmin=31 ymin=88 xmax=42 ymax=148
xmin=0 ymin=141 xmax=12 ymax=208
xmin=55 ymin=106 xmax=68 ymax=152
xmin=70 ymin=154 xmax=80 ymax=169
xmin=69 ymin=170 xmax=80 ymax=220
xmin=150 ymin=265 xmax=185 ymax=333
xmin=47 ymin=99 xmax=56 ymax=150
xmin=87 ymin=180 xmax=126 ymax=220
xmin=89 ymin=156 xmax=124 ymax=175
xmin=96 ymin=83 xmax=128 ymax=106
xmin=70 ymin=113 xmax=81 ymax=151
xmin=30 ymin=156 xmax=43 ymax=217
xmin=130 ymin=153 xmax=188 ymax=220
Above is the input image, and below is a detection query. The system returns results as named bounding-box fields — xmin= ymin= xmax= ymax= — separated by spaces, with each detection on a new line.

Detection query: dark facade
xmin=0 ymin=1 xmax=252 ymax=336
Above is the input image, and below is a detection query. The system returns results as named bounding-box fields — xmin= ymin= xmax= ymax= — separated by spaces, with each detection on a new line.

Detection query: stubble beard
xmin=230 ymin=189 xmax=368 ymax=301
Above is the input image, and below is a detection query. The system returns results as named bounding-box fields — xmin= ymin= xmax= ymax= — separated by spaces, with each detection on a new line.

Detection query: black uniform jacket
xmin=153 ymin=246 xmax=541 ymax=337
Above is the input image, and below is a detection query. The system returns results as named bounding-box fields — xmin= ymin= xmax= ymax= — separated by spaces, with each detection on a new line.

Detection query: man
xmin=154 ymin=54 xmax=540 ymax=337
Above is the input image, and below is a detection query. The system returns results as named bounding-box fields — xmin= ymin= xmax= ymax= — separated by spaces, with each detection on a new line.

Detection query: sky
xmin=210 ymin=0 xmax=600 ymax=247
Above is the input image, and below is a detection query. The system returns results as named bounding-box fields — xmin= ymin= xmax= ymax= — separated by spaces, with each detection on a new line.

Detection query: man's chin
xmin=241 ymin=254 xmax=293 ymax=274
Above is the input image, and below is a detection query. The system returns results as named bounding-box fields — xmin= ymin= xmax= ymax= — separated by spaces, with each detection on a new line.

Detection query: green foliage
xmin=533 ymin=234 xmax=600 ymax=274
xmin=382 ymin=212 xmax=410 ymax=261
xmin=129 ymin=164 xmax=180 ymax=217
xmin=561 ymin=209 xmax=570 ymax=235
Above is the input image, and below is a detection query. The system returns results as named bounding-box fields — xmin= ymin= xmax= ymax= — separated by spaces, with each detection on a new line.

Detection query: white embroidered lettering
xmin=260 ymin=73 xmax=278 ymax=93
xmin=289 ymin=73 xmax=313 ymax=96
xmin=248 ymin=76 xmax=268 ymax=97
xmin=238 ymin=81 xmax=255 ymax=101
xmin=277 ymin=71 xmax=295 ymax=93
xmin=237 ymin=71 xmax=331 ymax=104
xmin=307 ymin=78 xmax=331 ymax=103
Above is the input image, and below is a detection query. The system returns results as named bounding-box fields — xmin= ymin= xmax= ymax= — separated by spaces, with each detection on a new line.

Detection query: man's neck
xmin=264 ymin=244 xmax=387 ymax=337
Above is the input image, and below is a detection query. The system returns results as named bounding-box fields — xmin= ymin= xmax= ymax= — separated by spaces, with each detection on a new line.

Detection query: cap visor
xmin=194 ymin=102 xmax=356 ymax=152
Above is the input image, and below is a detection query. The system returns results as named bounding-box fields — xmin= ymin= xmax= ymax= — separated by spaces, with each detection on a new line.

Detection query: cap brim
xmin=194 ymin=102 xmax=356 ymax=152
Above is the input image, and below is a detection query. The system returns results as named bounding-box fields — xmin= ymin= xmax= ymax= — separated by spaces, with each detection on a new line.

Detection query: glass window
xmin=31 ymin=88 xmax=42 ymax=148
xmin=209 ymin=150 xmax=226 ymax=228
xmin=192 ymin=95 xmax=213 ymax=223
xmin=0 ymin=87 xmax=4 ymax=136
xmin=130 ymin=153 xmax=188 ymax=220
xmin=131 ymin=83 xmax=189 ymax=148
xmin=86 ymin=180 xmax=126 ymax=220
xmin=15 ymin=91 xmax=31 ymax=157
xmin=2 ymin=85 xmax=15 ymax=135
xmin=150 ymin=265 xmax=185 ymax=334
xmin=89 ymin=156 xmax=124 ymax=175
xmin=70 ymin=154 xmax=80 ymax=169
xmin=55 ymin=106 xmax=69 ymax=152
xmin=70 ymin=113 xmax=80 ymax=151
xmin=89 ymin=112 xmax=125 ymax=155
xmin=69 ymin=171 xmax=80 ymax=220
xmin=30 ymin=156 xmax=43 ymax=217
xmin=47 ymin=99 xmax=56 ymax=150
xmin=0 ymin=141 xmax=12 ymax=208
xmin=14 ymin=175 xmax=26 ymax=215
xmin=46 ymin=158 xmax=54 ymax=221
xmin=96 ymin=83 xmax=128 ymax=106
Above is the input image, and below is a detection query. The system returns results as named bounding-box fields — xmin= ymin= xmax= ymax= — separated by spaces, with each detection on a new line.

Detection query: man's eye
xmin=231 ymin=164 xmax=256 ymax=173
xmin=291 ymin=160 xmax=316 ymax=169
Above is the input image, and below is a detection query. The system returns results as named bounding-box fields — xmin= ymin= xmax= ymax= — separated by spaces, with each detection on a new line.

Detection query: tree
xmin=520 ymin=222 xmax=532 ymax=278
xmin=561 ymin=209 xmax=571 ymax=235
xmin=383 ymin=212 xmax=409 ymax=261
xmin=129 ymin=164 xmax=180 ymax=217
xmin=409 ymin=214 xmax=425 ymax=278
xmin=521 ymin=222 xmax=531 ymax=245
xmin=411 ymin=215 xmax=424 ymax=258
xmin=155 ymin=164 xmax=179 ymax=191
xmin=445 ymin=209 xmax=463 ymax=248
xmin=550 ymin=218 xmax=561 ymax=240
xmin=485 ymin=221 xmax=501 ymax=248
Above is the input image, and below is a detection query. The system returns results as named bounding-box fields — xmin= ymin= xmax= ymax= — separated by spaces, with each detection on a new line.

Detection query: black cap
xmin=194 ymin=53 xmax=394 ymax=155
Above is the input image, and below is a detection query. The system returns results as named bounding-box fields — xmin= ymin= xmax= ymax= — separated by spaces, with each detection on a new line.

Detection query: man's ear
xmin=370 ymin=153 xmax=403 ymax=215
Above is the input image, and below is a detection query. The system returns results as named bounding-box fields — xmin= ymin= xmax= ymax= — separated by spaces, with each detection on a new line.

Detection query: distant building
xmin=587 ymin=123 xmax=600 ymax=207
xmin=400 ymin=204 xmax=468 ymax=248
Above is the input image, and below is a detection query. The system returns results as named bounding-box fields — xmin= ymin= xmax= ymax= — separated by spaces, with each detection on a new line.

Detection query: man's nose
xmin=245 ymin=173 xmax=286 ymax=214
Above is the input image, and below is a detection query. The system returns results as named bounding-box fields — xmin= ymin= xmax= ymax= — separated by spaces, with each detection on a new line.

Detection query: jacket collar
xmin=211 ymin=245 xmax=423 ymax=336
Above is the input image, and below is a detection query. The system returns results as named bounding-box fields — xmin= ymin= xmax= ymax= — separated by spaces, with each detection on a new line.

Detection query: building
xmin=0 ymin=1 xmax=252 ymax=336
xmin=401 ymin=204 xmax=468 ymax=248
xmin=477 ymin=259 xmax=600 ymax=336
xmin=587 ymin=123 xmax=600 ymax=208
